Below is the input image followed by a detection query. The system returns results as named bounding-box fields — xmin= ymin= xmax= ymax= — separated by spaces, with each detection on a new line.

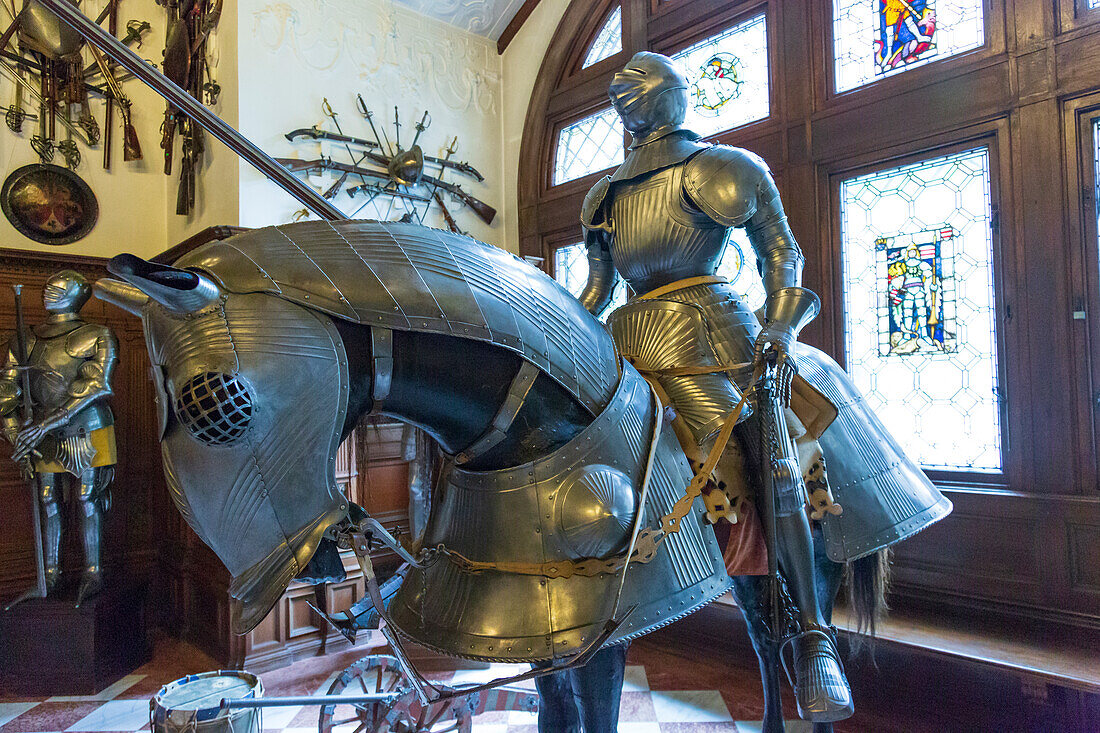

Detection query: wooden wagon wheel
xmin=317 ymin=654 xmax=472 ymax=733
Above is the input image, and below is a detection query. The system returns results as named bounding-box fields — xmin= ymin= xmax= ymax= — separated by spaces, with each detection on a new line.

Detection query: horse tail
xmin=846 ymin=547 xmax=891 ymax=655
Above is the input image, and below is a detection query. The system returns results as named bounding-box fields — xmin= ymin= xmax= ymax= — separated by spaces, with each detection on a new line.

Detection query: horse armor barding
xmin=94 ymin=220 xmax=733 ymax=653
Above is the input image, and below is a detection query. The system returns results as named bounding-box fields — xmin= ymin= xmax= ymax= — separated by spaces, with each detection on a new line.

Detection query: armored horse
xmin=95 ymin=219 xmax=949 ymax=733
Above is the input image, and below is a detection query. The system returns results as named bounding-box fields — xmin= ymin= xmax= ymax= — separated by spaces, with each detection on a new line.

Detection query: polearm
xmin=12 ymin=285 xmax=47 ymax=603
xmin=35 ymin=0 xmax=346 ymax=222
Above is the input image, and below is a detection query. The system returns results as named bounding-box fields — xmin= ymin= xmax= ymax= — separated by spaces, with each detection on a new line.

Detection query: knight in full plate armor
xmin=577 ymin=52 xmax=951 ymax=723
xmin=1 ymin=270 xmax=118 ymax=607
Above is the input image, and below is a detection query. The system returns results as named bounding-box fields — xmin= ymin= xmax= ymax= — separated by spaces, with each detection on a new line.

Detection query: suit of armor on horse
xmin=574 ymin=51 xmax=952 ymax=724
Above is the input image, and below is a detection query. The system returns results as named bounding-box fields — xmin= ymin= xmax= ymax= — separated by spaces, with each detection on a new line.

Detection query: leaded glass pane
xmin=1090 ymin=0 xmax=1100 ymax=10
xmin=840 ymin=147 xmax=1001 ymax=472
xmin=671 ymin=13 xmax=769 ymax=138
xmin=553 ymin=108 xmax=625 ymax=185
xmin=716 ymin=229 xmax=767 ymax=311
xmin=833 ymin=0 xmax=985 ymax=94
xmin=553 ymin=242 xmax=627 ymax=322
xmin=582 ymin=6 xmax=622 ymax=69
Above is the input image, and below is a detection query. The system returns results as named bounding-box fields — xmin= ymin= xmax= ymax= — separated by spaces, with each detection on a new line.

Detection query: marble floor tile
xmin=46 ymin=677 xmax=145 ymax=704
xmin=651 ymin=690 xmax=734 ymax=723
xmin=623 ymin=664 xmax=650 ymax=692
xmin=64 ymin=701 xmax=149 ymax=732
xmin=0 ymin=704 xmax=38 ymax=729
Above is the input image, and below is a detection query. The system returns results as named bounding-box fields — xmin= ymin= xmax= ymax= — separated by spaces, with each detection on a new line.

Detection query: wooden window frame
xmin=1059 ymin=0 xmax=1100 ymax=34
xmin=816 ymin=0 xmax=1008 ymax=106
xmin=1063 ymin=92 xmax=1100 ymax=491
xmin=650 ymin=1 xmax=778 ymax=142
xmin=822 ymin=123 xmax=1017 ymax=488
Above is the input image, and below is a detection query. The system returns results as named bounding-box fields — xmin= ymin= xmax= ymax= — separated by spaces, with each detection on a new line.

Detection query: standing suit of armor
xmin=578 ymin=52 xmax=854 ymax=722
xmin=1 ymin=270 xmax=118 ymax=606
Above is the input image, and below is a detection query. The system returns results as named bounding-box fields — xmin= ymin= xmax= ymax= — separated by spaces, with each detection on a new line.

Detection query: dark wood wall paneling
xmin=518 ymin=0 xmax=1100 ymax=628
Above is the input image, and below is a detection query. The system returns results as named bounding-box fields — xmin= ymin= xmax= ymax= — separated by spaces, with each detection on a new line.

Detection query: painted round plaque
xmin=1 ymin=163 xmax=98 ymax=245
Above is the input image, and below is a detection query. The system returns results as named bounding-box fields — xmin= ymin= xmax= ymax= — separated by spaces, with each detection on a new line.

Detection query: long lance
xmin=12 ymin=285 xmax=47 ymax=603
xmin=35 ymin=0 xmax=346 ymax=221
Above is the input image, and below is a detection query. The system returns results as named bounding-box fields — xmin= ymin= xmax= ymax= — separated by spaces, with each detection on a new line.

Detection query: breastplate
xmin=28 ymin=333 xmax=84 ymax=412
xmin=609 ymin=165 xmax=729 ymax=294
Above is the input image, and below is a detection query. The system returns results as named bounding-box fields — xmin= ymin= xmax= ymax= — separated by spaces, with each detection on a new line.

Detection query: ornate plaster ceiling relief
xmin=390 ymin=0 xmax=527 ymax=39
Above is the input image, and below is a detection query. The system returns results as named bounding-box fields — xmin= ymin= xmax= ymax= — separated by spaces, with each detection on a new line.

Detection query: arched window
xmin=581 ymin=5 xmax=622 ymax=69
xmin=518 ymin=0 xmax=1100 ymax=629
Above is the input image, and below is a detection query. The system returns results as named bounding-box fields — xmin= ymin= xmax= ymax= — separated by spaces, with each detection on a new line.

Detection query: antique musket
xmin=285 ymin=126 xmax=485 ymax=181
xmin=279 ymin=156 xmax=497 ymax=225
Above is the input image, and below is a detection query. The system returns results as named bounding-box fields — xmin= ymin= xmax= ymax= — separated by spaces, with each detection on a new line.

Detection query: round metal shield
xmin=1 ymin=164 xmax=98 ymax=245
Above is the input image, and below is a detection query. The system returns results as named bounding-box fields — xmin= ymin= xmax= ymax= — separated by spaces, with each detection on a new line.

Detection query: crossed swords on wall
xmin=278 ymin=97 xmax=495 ymax=234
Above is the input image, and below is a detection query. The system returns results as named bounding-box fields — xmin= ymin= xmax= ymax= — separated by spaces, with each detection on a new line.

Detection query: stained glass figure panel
xmin=840 ymin=147 xmax=1001 ymax=472
xmin=553 ymin=242 xmax=627 ymax=322
xmin=833 ymin=0 xmax=984 ymax=94
xmin=671 ymin=13 xmax=769 ymax=138
xmin=582 ymin=6 xmax=622 ymax=69
xmin=553 ymin=108 xmax=625 ymax=185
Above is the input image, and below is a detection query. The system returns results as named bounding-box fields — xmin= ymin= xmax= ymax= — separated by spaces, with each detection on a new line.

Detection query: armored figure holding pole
xmin=1 ymin=271 xmax=118 ymax=608
xmin=579 ymin=52 xmax=858 ymax=723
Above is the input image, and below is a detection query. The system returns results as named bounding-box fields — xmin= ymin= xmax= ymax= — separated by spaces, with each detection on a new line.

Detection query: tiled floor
xmin=0 ymin=631 xmax=918 ymax=733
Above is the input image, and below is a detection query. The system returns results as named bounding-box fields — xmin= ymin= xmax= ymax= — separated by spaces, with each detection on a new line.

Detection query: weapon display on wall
xmin=0 ymin=0 xmax=151 ymax=173
xmin=280 ymin=98 xmax=494 ymax=233
xmin=157 ymin=0 xmax=221 ymax=215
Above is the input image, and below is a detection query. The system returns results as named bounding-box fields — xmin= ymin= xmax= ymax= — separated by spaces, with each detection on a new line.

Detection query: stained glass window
xmin=553 ymin=243 xmax=627 ymax=321
xmin=833 ymin=0 xmax=985 ymax=94
xmin=840 ymin=146 xmax=1001 ymax=472
xmin=716 ymin=229 xmax=767 ymax=311
xmin=671 ymin=13 xmax=769 ymax=139
xmin=553 ymin=108 xmax=625 ymax=185
xmin=582 ymin=6 xmax=622 ymax=69
xmin=1091 ymin=0 xmax=1100 ymax=10
xmin=1095 ymin=118 xmax=1100 ymax=260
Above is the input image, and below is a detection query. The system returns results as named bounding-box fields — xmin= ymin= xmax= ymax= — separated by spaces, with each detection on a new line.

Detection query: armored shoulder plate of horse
xmin=790 ymin=342 xmax=953 ymax=561
xmin=387 ymin=362 xmax=732 ymax=661
xmin=608 ymin=293 xmax=752 ymax=442
xmin=682 ymin=145 xmax=770 ymax=228
xmin=581 ymin=175 xmax=611 ymax=230
xmin=175 ymin=221 xmax=618 ymax=416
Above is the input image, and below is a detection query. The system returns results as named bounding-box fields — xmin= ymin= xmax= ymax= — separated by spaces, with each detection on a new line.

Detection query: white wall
xmin=236 ymin=0 xmax=505 ymax=248
xmin=500 ymin=0 xmax=570 ymax=253
xmin=0 ymin=0 xmax=170 ymax=259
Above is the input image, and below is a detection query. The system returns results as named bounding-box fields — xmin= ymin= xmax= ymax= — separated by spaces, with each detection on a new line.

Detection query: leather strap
xmin=371 ymin=327 xmax=393 ymax=409
xmin=636 ymin=275 xmax=728 ymax=301
xmin=439 ymin=364 xmax=761 ymax=578
xmin=454 ymin=360 xmax=540 ymax=465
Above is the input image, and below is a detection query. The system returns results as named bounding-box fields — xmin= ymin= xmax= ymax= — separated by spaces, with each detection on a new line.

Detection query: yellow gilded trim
xmin=35 ymin=425 xmax=117 ymax=474
xmin=636 ymin=275 xmax=728 ymax=301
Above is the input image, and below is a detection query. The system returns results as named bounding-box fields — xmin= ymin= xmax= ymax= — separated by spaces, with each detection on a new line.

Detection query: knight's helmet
xmin=43 ymin=269 xmax=92 ymax=314
xmin=609 ymin=52 xmax=690 ymax=142
xmin=93 ymin=221 xmax=733 ymax=658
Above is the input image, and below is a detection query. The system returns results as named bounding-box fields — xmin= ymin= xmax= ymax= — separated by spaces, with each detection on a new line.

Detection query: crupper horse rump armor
xmin=577 ymin=51 xmax=952 ymax=724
